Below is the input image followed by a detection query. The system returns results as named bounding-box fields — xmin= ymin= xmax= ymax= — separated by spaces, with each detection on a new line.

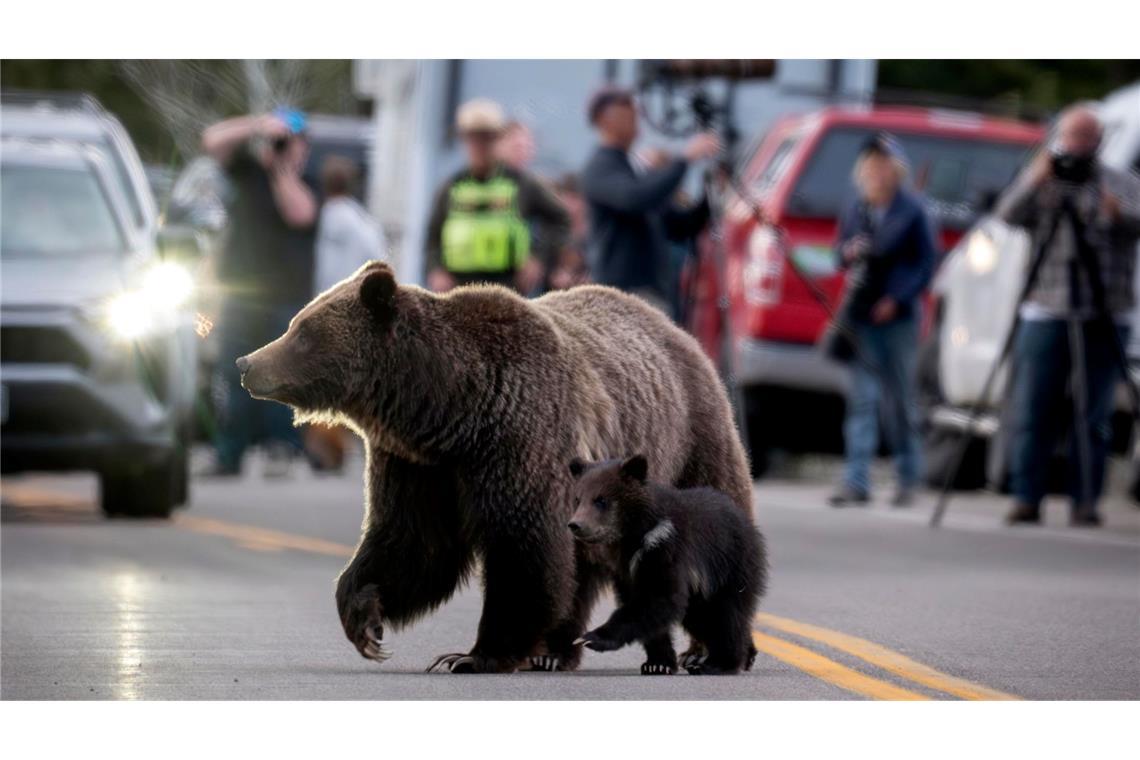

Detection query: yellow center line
xmin=757 ymin=612 xmax=1019 ymax=701
xmin=173 ymin=515 xmax=354 ymax=558
xmin=751 ymin=630 xmax=930 ymax=700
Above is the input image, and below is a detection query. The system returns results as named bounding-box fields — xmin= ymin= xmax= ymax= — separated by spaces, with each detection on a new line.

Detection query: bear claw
xmin=426 ymin=653 xmax=476 ymax=673
xmin=640 ymin=662 xmax=675 ymax=675
xmin=528 ymin=655 xmax=560 ymax=672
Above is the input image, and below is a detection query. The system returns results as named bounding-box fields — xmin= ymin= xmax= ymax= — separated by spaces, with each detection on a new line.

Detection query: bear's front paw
xmin=640 ymin=661 xmax=676 ymax=675
xmin=574 ymin=629 xmax=621 ymax=653
xmin=339 ymin=583 xmax=391 ymax=664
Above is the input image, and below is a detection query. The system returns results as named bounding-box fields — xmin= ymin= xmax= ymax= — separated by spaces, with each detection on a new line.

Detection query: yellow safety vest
xmin=441 ymin=174 xmax=531 ymax=273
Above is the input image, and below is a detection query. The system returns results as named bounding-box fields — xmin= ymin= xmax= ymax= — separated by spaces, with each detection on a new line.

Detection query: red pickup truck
xmin=686 ymin=106 xmax=1044 ymax=473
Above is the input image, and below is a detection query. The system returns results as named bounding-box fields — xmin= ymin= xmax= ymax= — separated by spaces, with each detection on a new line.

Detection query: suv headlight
xmin=104 ymin=262 xmax=195 ymax=341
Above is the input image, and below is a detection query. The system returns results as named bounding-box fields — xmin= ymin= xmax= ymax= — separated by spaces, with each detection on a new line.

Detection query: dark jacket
xmin=581 ymin=146 xmax=708 ymax=296
xmin=834 ymin=188 xmax=937 ymax=322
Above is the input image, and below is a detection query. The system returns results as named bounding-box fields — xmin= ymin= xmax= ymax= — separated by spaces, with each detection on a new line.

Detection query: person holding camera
xmin=829 ymin=134 xmax=937 ymax=508
xmin=580 ymin=87 xmax=719 ymax=312
xmin=424 ymin=99 xmax=570 ymax=296
xmin=200 ymin=108 xmax=319 ymax=476
xmin=997 ymin=105 xmax=1140 ymax=527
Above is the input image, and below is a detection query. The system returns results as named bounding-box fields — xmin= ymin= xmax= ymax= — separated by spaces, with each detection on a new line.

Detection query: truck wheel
xmin=101 ymin=458 xmax=177 ymax=519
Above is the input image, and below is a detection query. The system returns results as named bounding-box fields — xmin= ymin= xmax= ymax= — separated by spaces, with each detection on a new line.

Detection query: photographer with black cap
xmin=997 ymin=104 xmax=1140 ymax=527
xmin=828 ymin=133 xmax=937 ymax=508
xmin=580 ymin=86 xmax=720 ymax=313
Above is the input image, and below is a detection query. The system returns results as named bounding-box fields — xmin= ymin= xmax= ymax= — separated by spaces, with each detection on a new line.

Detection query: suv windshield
xmin=788 ymin=126 xmax=1033 ymax=229
xmin=1 ymin=163 xmax=124 ymax=257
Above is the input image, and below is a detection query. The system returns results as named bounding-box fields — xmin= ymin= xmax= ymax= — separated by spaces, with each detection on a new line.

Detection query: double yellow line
xmin=170 ymin=513 xmax=1018 ymax=700
xmin=752 ymin=613 xmax=1018 ymax=700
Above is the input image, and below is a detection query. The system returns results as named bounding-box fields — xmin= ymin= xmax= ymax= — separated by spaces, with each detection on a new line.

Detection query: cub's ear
xmin=568 ymin=458 xmax=586 ymax=479
xmin=360 ymin=268 xmax=397 ymax=322
xmin=620 ymin=455 xmax=648 ymax=483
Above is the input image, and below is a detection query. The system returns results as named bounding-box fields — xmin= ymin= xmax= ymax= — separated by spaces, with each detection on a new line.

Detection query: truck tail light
xmin=742 ymin=227 xmax=783 ymax=306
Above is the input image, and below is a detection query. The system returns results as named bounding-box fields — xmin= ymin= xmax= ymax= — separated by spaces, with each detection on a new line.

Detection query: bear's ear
xmin=620 ymin=455 xmax=648 ymax=483
xmin=568 ymin=458 xmax=586 ymax=479
xmin=360 ymin=268 xmax=397 ymax=323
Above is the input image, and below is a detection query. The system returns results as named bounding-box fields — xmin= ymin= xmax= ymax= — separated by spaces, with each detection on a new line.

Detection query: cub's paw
xmin=640 ymin=662 xmax=676 ymax=676
xmin=679 ymin=648 xmax=707 ymax=672
xmin=339 ymin=583 xmax=391 ymax=664
xmin=574 ymin=630 xmax=621 ymax=653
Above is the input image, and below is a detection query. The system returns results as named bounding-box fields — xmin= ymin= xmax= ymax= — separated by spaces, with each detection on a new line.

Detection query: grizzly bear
xmin=236 ymin=261 xmax=753 ymax=673
xmin=568 ymin=455 xmax=766 ymax=675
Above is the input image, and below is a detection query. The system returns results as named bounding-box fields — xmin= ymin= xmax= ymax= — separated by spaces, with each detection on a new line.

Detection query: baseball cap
xmin=586 ymin=86 xmax=634 ymax=126
xmin=273 ymin=107 xmax=308 ymax=136
xmin=456 ymin=98 xmax=506 ymax=135
xmin=859 ymin=132 xmax=908 ymax=165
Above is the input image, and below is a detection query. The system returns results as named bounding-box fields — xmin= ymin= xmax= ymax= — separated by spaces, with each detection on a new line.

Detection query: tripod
xmin=930 ymin=189 xmax=1140 ymax=527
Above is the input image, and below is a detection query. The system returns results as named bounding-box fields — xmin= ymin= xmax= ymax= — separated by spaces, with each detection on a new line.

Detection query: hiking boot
xmin=828 ymin=485 xmax=869 ymax=508
xmin=890 ymin=488 xmax=916 ymax=508
xmin=1005 ymin=502 xmax=1041 ymax=525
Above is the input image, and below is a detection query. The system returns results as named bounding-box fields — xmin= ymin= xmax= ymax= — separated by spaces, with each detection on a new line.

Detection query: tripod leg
xmin=1067 ymin=315 xmax=1094 ymax=510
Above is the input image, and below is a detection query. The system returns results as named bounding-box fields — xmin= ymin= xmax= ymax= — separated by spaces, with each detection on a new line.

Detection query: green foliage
xmin=878 ymin=60 xmax=1140 ymax=116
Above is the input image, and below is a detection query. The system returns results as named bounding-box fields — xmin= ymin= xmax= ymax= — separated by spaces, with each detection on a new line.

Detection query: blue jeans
xmin=213 ymin=299 xmax=303 ymax=472
xmin=842 ymin=315 xmax=923 ymax=495
xmin=1009 ymin=319 xmax=1127 ymax=509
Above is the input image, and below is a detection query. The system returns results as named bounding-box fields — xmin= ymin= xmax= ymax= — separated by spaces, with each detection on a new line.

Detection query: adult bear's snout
xmin=235 ymin=355 xmax=251 ymax=375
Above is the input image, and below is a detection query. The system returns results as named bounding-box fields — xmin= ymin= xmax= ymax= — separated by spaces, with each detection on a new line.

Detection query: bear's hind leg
xmin=683 ymin=596 xmax=753 ymax=676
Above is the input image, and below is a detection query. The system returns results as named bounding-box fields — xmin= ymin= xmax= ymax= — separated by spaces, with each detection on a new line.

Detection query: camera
xmin=1051 ymin=150 xmax=1096 ymax=184
xmin=272 ymin=135 xmax=291 ymax=154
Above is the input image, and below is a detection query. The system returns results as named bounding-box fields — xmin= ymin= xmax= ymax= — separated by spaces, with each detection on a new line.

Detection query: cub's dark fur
xmin=569 ymin=456 xmax=767 ymax=675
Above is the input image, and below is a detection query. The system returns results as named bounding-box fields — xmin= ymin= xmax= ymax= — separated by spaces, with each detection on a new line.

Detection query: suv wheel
xmin=101 ymin=457 xmax=178 ymax=519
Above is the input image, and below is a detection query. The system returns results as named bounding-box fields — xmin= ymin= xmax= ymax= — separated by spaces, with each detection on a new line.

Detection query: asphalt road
xmin=2 ymin=454 xmax=1138 ymax=700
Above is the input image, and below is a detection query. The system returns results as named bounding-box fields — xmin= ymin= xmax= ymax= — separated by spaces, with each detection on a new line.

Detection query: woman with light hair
xmin=828 ymin=133 xmax=938 ymax=508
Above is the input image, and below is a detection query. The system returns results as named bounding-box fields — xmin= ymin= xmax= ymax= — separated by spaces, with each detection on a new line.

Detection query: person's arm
xmin=424 ymin=182 xmax=451 ymax=275
xmin=268 ymin=165 xmax=317 ymax=229
xmin=995 ymin=153 xmax=1050 ymax=230
xmin=885 ymin=207 xmax=938 ymax=306
xmin=202 ymin=115 xmax=278 ymax=167
xmin=582 ymin=153 xmax=689 ymax=214
xmin=518 ymin=173 xmax=571 ymax=268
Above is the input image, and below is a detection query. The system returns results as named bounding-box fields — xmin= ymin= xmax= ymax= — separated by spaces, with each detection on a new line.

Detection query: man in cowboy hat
xmin=424 ymin=98 xmax=570 ymax=294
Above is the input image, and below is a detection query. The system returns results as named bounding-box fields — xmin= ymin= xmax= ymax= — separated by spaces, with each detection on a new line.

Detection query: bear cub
xmin=568 ymin=455 xmax=767 ymax=675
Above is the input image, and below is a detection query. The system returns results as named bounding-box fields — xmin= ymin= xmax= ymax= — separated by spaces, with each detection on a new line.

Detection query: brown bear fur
xmin=238 ymin=261 xmax=752 ymax=673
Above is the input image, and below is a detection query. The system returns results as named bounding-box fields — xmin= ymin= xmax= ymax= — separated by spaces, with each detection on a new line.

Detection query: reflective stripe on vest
xmin=441 ymin=175 xmax=530 ymax=273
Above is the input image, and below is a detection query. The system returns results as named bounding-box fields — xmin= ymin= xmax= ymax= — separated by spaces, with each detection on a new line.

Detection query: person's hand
xmin=683 ymin=131 xmax=721 ymax=163
xmin=1101 ymin=192 xmax=1122 ymax=222
xmin=871 ymin=297 xmax=898 ymax=324
xmin=427 ymin=268 xmax=457 ymax=293
xmin=842 ymin=235 xmax=871 ymax=264
xmin=637 ymin=147 xmax=670 ymax=170
xmin=515 ymin=258 xmax=544 ymax=295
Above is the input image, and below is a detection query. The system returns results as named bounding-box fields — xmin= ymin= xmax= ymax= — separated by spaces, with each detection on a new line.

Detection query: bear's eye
xmin=593 ymin=497 xmax=608 ymax=511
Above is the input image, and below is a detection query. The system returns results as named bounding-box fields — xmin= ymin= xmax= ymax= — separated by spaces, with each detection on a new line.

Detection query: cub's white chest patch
xmin=629 ymin=519 xmax=676 ymax=576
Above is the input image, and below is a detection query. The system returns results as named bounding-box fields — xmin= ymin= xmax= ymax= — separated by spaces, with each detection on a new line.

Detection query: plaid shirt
xmin=996 ymin=163 xmax=1140 ymax=318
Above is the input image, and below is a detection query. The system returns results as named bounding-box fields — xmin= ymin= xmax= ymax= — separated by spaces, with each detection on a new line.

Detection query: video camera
xmin=1051 ymin=149 xmax=1097 ymax=184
